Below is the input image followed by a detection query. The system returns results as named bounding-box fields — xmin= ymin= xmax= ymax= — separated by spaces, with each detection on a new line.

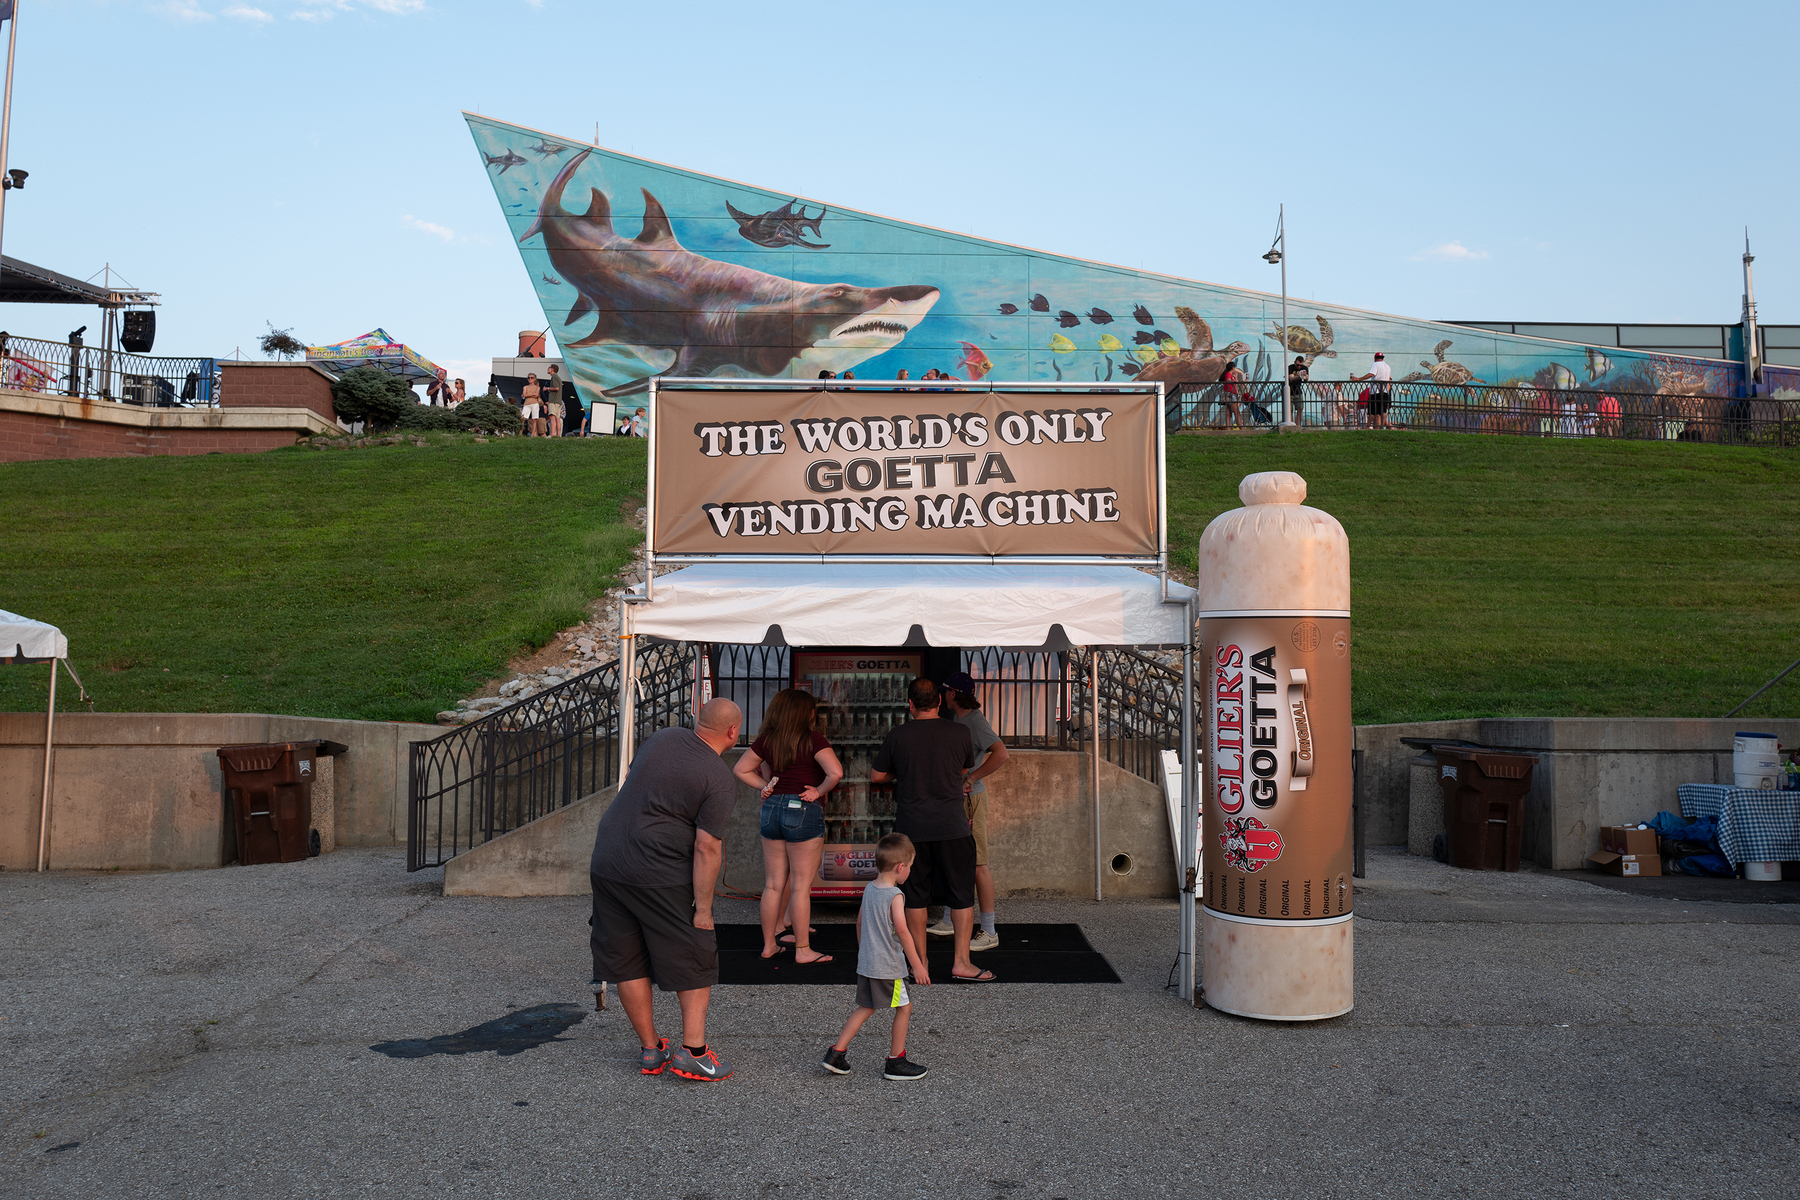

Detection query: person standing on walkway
xmin=1350 ymin=353 xmax=1393 ymax=429
xmin=544 ymin=365 xmax=566 ymax=437
xmin=521 ymin=373 xmax=543 ymax=436
xmin=451 ymin=378 xmax=466 ymax=408
xmin=589 ymin=698 xmax=744 ymax=1082
xmin=1287 ymin=356 xmax=1309 ymax=424
xmin=821 ymin=833 xmax=930 ymax=1080
xmin=1218 ymin=360 xmax=1246 ymax=428
xmin=871 ymin=678 xmax=993 ymax=983
xmin=926 ymin=672 xmax=1010 ymax=952
xmin=733 ymin=688 xmax=843 ymax=964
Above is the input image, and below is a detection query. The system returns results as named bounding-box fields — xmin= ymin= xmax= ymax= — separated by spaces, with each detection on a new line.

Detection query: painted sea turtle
xmin=1421 ymin=339 xmax=1482 ymax=386
xmin=1133 ymin=307 xmax=1251 ymax=386
xmin=1267 ymin=315 xmax=1336 ymax=363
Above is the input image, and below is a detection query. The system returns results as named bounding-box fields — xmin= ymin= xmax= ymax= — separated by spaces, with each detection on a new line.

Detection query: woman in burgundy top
xmin=733 ymin=688 xmax=843 ymax=962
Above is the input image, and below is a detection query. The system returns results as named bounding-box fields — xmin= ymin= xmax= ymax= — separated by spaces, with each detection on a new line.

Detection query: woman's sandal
xmin=794 ymin=945 xmax=834 ymax=965
xmin=760 ymin=944 xmax=789 ymax=960
xmin=951 ymin=968 xmax=998 ymax=983
xmin=776 ymin=926 xmax=818 ymax=947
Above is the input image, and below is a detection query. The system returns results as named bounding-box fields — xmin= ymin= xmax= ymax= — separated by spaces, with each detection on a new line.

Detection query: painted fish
xmin=1158 ymin=337 xmax=1180 ymax=357
xmin=1134 ymin=328 xmax=1173 ymax=346
xmin=1584 ymin=347 xmax=1613 ymax=381
xmin=1055 ymin=310 xmax=1081 ymax=328
xmin=1086 ymin=308 xmax=1114 ymax=324
xmin=1097 ymin=333 xmax=1124 ymax=352
xmin=1551 ymin=363 xmax=1576 ymax=389
xmin=1132 ymin=304 xmax=1153 ymax=325
xmin=1131 ymin=345 xmax=1159 ymax=364
xmin=520 ymin=150 xmax=938 ymax=394
xmin=485 ymin=149 xmax=528 ymax=174
xmin=957 ymin=341 xmax=994 ymax=380
xmin=1049 ymin=333 xmax=1076 ymax=353
xmin=725 ymin=198 xmax=829 ymax=249
xmin=1029 ymin=294 xmax=1049 ymax=313
xmin=998 ymin=303 xmax=1020 ymax=315
xmin=529 ymin=140 xmax=570 ymax=158
xmin=1119 ymin=360 xmax=1141 ymax=376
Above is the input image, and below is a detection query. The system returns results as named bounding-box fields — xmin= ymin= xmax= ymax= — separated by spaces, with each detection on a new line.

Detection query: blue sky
xmin=2 ymin=0 xmax=1793 ymax=385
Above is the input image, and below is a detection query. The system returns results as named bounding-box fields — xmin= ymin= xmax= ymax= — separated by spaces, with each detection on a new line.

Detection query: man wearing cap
xmin=926 ymin=671 xmax=1011 ymax=951
xmin=1350 ymin=353 xmax=1394 ymax=430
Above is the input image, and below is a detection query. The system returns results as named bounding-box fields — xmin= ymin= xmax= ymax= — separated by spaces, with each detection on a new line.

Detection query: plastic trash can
xmin=217 ymin=741 xmax=321 ymax=865
xmin=1431 ymin=745 xmax=1539 ymax=872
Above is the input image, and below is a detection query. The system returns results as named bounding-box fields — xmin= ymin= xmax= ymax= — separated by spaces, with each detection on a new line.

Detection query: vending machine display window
xmin=792 ymin=650 xmax=923 ymax=897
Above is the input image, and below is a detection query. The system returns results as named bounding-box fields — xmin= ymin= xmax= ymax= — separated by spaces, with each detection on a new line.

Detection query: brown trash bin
xmin=1431 ymin=745 xmax=1539 ymax=871
xmin=218 ymin=741 xmax=321 ymax=865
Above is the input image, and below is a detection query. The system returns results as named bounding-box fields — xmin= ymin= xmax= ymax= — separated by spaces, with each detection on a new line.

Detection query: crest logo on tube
xmin=1221 ymin=815 xmax=1284 ymax=872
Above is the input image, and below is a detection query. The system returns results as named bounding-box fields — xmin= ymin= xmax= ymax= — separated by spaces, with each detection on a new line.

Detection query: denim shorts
xmin=759 ymin=795 xmax=824 ymax=842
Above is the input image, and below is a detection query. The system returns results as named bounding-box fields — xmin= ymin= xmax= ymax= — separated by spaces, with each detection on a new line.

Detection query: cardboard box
xmin=1586 ymin=850 xmax=1663 ymax=877
xmin=1601 ymin=827 xmax=1660 ymax=858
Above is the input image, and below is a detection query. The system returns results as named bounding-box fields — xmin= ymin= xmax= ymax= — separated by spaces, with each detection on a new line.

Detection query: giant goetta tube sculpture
xmin=1198 ymin=471 xmax=1353 ymax=1020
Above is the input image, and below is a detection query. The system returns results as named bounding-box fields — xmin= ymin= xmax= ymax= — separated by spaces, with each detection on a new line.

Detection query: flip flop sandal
xmin=760 ymin=945 xmax=790 ymax=959
xmin=951 ymin=969 xmax=997 ymax=983
xmin=794 ymin=948 xmax=835 ymax=965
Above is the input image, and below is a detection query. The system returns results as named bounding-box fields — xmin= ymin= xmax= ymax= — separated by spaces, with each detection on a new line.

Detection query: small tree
xmin=330 ymin=366 xmax=415 ymax=430
xmin=259 ymin=323 xmax=307 ymax=361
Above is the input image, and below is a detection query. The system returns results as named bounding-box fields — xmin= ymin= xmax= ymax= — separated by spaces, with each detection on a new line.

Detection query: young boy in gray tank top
xmin=822 ymin=833 xmax=931 ymax=1081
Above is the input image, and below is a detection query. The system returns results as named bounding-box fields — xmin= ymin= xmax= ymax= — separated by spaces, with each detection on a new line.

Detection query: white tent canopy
xmin=627 ymin=563 xmax=1195 ymax=649
xmin=1 ymin=608 xmax=67 ymax=662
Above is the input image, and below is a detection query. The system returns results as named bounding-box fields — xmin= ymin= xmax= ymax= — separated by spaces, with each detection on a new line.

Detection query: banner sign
xmin=651 ymin=387 xmax=1160 ymax=557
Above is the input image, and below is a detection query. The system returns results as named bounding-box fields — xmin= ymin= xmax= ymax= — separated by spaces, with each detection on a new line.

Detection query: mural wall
xmin=469 ymin=115 xmax=1761 ymax=419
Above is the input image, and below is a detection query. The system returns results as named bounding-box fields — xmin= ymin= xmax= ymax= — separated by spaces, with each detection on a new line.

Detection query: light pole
xmin=1741 ymin=229 xmax=1761 ymax=396
xmin=1263 ymin=204 xmax=1288 ymax=423
xmin=0 ymin=2 xmax=21 ymax=267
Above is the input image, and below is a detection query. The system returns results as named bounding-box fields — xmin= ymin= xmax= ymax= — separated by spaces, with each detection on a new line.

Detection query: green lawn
xmin=3 ymin=429 xmax=1795 ymax=724
xmin=1166 ymin=432 xmax=1800 ymax=723
xmin=0 ymin=436 xmax=645 ymax=722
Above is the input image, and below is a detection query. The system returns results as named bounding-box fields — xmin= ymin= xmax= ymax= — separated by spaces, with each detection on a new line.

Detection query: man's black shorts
xmin=900 ymin=835 xmax=977 ymax=910
xmin=590 ymin=873 xmax=717 ymax=992
xmin=1367 ymin=392 xmax=1392 ymax=416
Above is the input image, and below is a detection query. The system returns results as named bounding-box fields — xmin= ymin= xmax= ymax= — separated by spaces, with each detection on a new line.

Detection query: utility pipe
xmin=36 ymin=654 xmax=53 ymax=871
xmin=1091 ymin=649 xmax=1102 ymax=902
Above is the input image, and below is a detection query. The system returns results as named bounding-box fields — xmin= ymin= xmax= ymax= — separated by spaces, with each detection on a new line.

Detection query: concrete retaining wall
xmin=0 ymin=712 xmax=434 ymax=871
xmin=445 ymin=747 xmax=1179 ymax=900
xmin=0 ymin=386 xmax=337 ymax=463
xmin=1356 ymin=718 xmax=1800 ymax=869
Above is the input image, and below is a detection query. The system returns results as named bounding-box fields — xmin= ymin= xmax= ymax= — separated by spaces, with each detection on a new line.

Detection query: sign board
xmin=649 ymin=386 xmax=1162 ymax=558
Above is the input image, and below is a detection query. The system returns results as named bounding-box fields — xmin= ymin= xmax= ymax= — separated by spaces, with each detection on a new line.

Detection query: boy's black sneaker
xmin=882 ymin=1054 xmax=928 ymax=1081
xmin=821 ymin=1046 xmax=851 ymax=1075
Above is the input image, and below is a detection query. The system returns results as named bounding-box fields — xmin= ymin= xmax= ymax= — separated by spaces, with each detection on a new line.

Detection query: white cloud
xmin=290 ymin=0 xmax=423 ymax=17
xmin=223 ymin=3 xmax=273 ymax=19
xmin=159 ymin=0 xmax=214 ymax=21
xmin=402 ymin=214 xmax=454 ymax=241
xmin=1411 ymin=241 xmax=1490 ymax=263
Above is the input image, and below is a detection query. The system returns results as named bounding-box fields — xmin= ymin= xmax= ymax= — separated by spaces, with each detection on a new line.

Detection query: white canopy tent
xmin=2 ymin=609 xmax=82 ymax=871
xmin=616 ymin=562 xmax=1198 ymax=928
xmin=626 ymin=562 xmax=1195 ymax=649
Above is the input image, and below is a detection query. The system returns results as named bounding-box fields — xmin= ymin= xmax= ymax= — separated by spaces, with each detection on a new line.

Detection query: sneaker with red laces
xmin=669 ymin=1045 xmax=733 ymax=1082
xmin=639 ymin=1037 xmax=672 ymax=1075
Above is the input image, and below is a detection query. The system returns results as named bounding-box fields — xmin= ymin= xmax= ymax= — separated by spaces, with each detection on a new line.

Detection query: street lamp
xmin=1265 ymin=205 xmax=1288 ymax=423
xmin=0 ymin=2 xmax=19 ymax=266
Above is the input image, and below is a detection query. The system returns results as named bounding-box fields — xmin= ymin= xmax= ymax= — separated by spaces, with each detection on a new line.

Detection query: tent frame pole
xmin=37 ymin=657 xmax=54 ymax=872
xmin=1091 ymin=649 xmax=1102 ymax=902
xmin=618 ymin=606 xmax=637 ymax=774
xmin=1178 ymin=599 xmax=1197 ymax=1003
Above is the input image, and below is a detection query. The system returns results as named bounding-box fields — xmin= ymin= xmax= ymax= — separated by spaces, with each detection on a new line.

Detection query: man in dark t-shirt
xmin=872 ymin=678 xmax=992 ymax=982
xmin=589 ymin=698 xmax=742 ymax=1081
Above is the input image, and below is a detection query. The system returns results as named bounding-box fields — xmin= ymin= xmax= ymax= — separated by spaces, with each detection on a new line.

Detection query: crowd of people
xmin=588 ymin=674 xmax=1012 ymax=1083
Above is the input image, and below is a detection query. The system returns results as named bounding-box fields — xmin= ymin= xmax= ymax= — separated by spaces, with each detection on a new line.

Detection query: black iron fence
xmin=1169 ymin=379 xmax=1798 ymax=448
xmin=0 ymin=331 xmax=220 ymax=407
xmin=406 ymin=640 xmax=696 ymax=871
xmin=406 ymin=638 xmax=1194 ymax=871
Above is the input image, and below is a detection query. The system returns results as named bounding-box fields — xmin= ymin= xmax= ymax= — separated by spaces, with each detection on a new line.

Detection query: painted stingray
xmin=726 ymin=198 xmax=830 ymax=249
xmin=522 ymin=151 xmax=938 ymax=395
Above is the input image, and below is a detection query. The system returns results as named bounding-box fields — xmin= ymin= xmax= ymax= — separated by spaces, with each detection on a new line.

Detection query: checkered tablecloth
xmin=1677 ymin=784 xmax=1800 ymax=866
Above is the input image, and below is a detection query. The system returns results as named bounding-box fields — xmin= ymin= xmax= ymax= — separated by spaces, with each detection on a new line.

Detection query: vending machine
xmin=791 ymin=649 xmax=925 ymax=898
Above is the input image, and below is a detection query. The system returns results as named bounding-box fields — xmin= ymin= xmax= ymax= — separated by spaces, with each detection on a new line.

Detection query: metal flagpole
xmin=0 ymin=1 xmax=19 ymax=266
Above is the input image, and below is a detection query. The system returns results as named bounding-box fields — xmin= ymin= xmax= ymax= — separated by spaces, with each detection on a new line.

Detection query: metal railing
xmin=1083 ymin=649 xmax=1188 ymax=784
xmin=406 ymin=640 xmax=696 ymax=871
xmin=406 ymin=638 xmax=1190 ymax=871
xmin=0 ymin=331 xmax=220 ymax=407
xmin=1169 ymin=380 xmax=1797 ymax=447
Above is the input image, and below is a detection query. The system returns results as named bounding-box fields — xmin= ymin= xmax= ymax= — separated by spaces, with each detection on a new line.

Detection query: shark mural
xmin=468 ymin=114 xmax=1767 ymax=423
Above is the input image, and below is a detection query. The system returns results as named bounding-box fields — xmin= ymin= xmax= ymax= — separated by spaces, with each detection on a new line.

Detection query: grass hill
xmin=1 ymin=431 xmax=1794 ymax=724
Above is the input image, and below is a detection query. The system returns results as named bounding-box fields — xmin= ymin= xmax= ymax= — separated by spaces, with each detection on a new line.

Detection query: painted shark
xmin=521 ymin=150 xmax=939 ymax=394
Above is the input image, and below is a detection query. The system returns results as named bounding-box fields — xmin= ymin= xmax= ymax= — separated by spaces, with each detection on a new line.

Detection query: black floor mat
xmin=1555 ymin=869 xmax=1800 ymax=905
xmin=715 ymin=923 xmax=1120 ymax=985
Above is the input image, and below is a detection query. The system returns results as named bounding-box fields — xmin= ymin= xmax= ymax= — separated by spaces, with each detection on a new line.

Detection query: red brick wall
xmin=0 ymin=408 xmax=301 ymax=463
xmin=219 ymin=363 xmax=338 ymax=423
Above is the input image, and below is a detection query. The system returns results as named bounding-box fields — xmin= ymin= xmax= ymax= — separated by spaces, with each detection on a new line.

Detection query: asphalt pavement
xmin=2 ymin=846 xmax=1796 ymax=1199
